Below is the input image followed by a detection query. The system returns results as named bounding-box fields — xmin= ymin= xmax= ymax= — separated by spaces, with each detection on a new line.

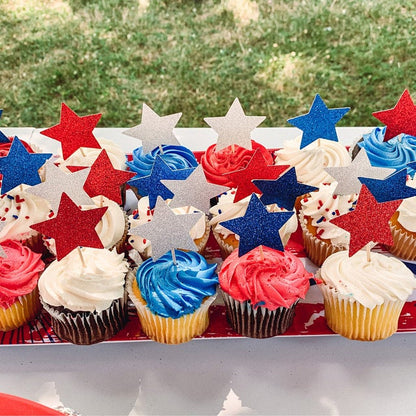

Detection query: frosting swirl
xmin=38 ymin=248 xmax=128 ymax=313
xmin=300 ymin=182 xmax=357 ymax=246
xmin=126 ymin=144 xmax=198 ymax=178
xmin=358 ymin=127 xmax=416 ymax=173
xmin=319 ymin=250 xmax=416 ymax=309
xmin=274 ymin=137 xmax=350 ymax=187
xmin=219 ymin=246 xmax=311 ymax=309
xmin=136 ymin=250 xmax=218 ymax=318
xmin=201 ymin=141 xmax=273 ymax=187
xmin=0 ymin=240 xmax=45 ymax=308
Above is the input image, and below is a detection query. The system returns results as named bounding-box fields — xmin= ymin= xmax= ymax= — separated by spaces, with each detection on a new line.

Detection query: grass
xmin=1 ymin=0 xmax=416 ymax=128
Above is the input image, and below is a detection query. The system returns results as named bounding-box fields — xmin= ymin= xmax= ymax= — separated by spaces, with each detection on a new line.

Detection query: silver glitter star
xmin=123 ymin=103 xmax=181 ymax=154
xmin=161 ymin=165 xmax=229 ymax=213
xmin=325 ymin=149 xmax=395 ymax=195
xmin=26 ymin=160 xmax=94 ymax=213
xmin=204 ymin=98 xmax=266 ymax=151
xmin=129 ymin=197 xmax=203 ymax=261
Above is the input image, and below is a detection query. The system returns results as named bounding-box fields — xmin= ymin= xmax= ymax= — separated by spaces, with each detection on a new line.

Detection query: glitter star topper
xmin=330 ymin=185 xmax=402 ymax=256
xmin=204 ymin=98 xmax=266 ymax=152
xmin=287 ymin=94 xmax=350 ymax=149
xmin=123 ymin=103 xmax=182 ymax=154
xmin=220 ymin=193 xmax=294 ymax=256
xmin=0 ymin=137 xmax=52 ymax=194
xmin=372 ymin=89 xmax=416 ymax=141
xmin=41 ymin=103 xmax=102 ymax=160
xmin=161 ymin=165 xmax=229 ymax=214
xmin=129 ymin=197 xmax=203 ymax=260
xmin=31 ymin=193 xmax=108 ymax=260
xmin=325 ymin=148 xmax=395 ymax=195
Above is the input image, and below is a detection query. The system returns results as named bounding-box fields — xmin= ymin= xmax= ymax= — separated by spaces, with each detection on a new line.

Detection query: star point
xmin=204 ymin=98 xmax=265 ymax=152
xmin=123 ymin=103 xmax=181 ymax=154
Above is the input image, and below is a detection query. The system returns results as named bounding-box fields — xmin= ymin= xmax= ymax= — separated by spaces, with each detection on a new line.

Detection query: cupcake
xmin=351 ymin=127 xmax=416 ymax=175
xmin=274 ymin=137 xmax=351 ymax=187
xmin=127 ymin=250 xmax=218 ymax=344
xmin=316 ymin=250 xmax=416 ymax=341
xmin=0 ymin=240 xmax=45 ymax=331
xmin=128 ymin=196 xmax=210 ymax=260
xmin=38 ymin=247 xmax=129 ymax=345
xmin=219 ymin=246 xmax=312 ymax=338
xmin=209 ymin=190 xmax=298 ymax=258
xmin=43 ymin=196 xmax=128 ymax=255
xmin=201 ymin=141 xmax=273 ymax=188
xmin=299 ymin=182 xmax=358 ymax=266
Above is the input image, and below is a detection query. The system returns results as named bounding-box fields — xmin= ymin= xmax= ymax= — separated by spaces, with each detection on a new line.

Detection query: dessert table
xmin=1 ymin=127 xmax=416 ymax=416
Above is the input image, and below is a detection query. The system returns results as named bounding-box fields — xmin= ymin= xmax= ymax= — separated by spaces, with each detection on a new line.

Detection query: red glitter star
xmin=372 ymin=89 xmax=416 ymax=141
xmin=41 ymin=103 xmax=102 ymax=159
xmin=224 ymin=149 xmax=290 ymax=202
xmin=31 ymin=193 xmax=108 ymax=260
xmin=81 ymin=150 xmax=135 ymax=204
xmin=330 ymin=185 xmax=402 ymax=256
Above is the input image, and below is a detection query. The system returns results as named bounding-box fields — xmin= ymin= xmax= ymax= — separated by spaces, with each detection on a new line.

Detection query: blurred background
xmin=0 ymin=0 xmax=415 ymax=128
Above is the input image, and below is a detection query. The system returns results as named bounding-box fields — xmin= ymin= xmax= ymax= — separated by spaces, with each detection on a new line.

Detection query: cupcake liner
xmin=319 ymin=282 xmax=405 ymax=341
xmin=299 ymin=211 xmax=346 ymax=267
xmin=221 ymin=290 xmax=298 ymax=338
xmin=389 ymin=222 xmax=416 ymax=261
xmin=40 ymin=292 xmax=128 ymax=345
xmin=114 ymin=211 xmax=130 ymax=254
xmin=127 ymin=270 xmax=216 ymax=344
xmin=0 ymin=286 xmax=42 ymax=332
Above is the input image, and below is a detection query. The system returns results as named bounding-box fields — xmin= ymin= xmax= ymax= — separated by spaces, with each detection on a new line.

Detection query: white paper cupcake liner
xmin=389 ymin=223 xmax=416 ymax=261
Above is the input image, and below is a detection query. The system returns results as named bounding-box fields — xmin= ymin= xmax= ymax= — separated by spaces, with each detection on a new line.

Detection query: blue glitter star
xmin=358 ymin=168 xmax=416 ymax=203
xmin=128 ymin=155 xmax=195 ymax=209
xmin=287 ymin=94 xmax=350 ymax=149
xmin=253 ymin=167 xmax=318 ymax=210
xmin=0 ymin=110 xmax=9 ymax=143
xmin=220 ymin=194 xmax=294 ymax=256
xmin=0 ymin=137 xmax=52 ymax=194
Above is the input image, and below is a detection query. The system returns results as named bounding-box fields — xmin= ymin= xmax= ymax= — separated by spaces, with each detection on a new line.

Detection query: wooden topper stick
xmin=366 ymin=244 xmax=371 ymax=263
xmin=158 ymin=145 xmax=164 ymax=155
xmin=171 ymin=248 xmax=177 ymax=266
xmin=77 ymin=247 xmax=86 ymax=267
xmin=259 ymin=245 xmax=265 ymax=261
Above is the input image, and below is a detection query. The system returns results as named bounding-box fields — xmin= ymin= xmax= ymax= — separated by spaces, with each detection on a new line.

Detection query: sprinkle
xmin=25 ymin=216 xmax=29 ymax=219
xmin=4 ymin=208 xmax=8 ymax=213
xmin=16 ymin=206 xmax=21 ymax=210
xmin=143 ymin=239 xmax=147 ymax=244
xmin=332 ymin=195 xmax=337 ymax=199
xmin=12 ymin=215 xmax=18 ymax=219
xmin=316 ymin=216 xmax=325 ymax=224
xmin=218 ymin=209 xmax=222 ymax=214
xmin=6 ymin=195 xmax=14 ymax=200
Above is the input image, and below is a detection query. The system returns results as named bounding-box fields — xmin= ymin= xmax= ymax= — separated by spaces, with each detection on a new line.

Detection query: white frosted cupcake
xmin=317 ymin=250 xmax=416 ymax=341
xmin=128 ymin=196 xmax=210 ymax=260
xmin=38 ymin=247 xmax=129 ymax=345
xmin=209 ymin=189 xmax=298 ymax=258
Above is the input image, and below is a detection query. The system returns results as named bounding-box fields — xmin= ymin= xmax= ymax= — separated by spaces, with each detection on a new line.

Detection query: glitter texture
xmin=123 ymin=103 xmax=181 ymax=154
xmin=372 ymin=89 xmax=416 ymax=141
xmin=220 ymin=193 xmax=294 ymax=256
xmin=0 ymin=138 xmax=52 ymax=194
xmin=161 ymin=164 xmax=228 ymax=214
xmin=253 ymin=167 xmax=318 ymax=210
xmin=41 ymin=103 xmax=102 ymax=160
xmin=287 ymin=94 xmax=350 ymax=149
xmin=204 ymin=98 xmax=265 ymax=152
xmin=129 ymin=197 xmax=202 ymax=260
xmin=30 ymin=193 xmax=108 ymax=260
xmin=330 ymin=185 xmax=402 ymax=256
xmin=225 ymin=149 xmax=289 ymax=202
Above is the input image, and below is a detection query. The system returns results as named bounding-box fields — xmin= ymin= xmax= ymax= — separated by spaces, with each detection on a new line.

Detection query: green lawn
xmin=1 ymin=0 xmax=415 ymax=128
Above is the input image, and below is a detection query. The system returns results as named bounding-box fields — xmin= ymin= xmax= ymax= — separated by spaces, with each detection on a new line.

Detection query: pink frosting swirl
xmin=0 ymin=240 xmax=45 ymax=308
xmin=201 ymin=141 xmax=273 ymax=187
xmin=219 ymin=246 xmax=311 ymax=309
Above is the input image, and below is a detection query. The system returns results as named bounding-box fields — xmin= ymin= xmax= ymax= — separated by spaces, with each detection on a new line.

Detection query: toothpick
xmin=171 ymin=248 xmax=177 ymax=265
xmin=99 ymin=195 xmax=104 ymax=208
xmin=259 ymin=245 xmax=265 ymax=261
xmin=80 ymin=147 xmax=86 ymax=157
xmin=158 ymin=145 xmax=164 ymax=155
xmin=19 ymin=184 xmax=24 ymax=192
xmin=77 ymin=247 xmax=86 ymax=267
xmin=231 ymin=144 xmax=235 ymax=153
xmin=366 ymin=244 xmax=371 ymax=263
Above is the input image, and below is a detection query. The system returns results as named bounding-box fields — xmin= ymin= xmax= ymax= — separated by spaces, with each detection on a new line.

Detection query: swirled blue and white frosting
xmin=358 ymin=127 xmax=416 ymax=173
xmin=136 ymin=250 xmax=218 ymax=318
xmin=127 ymin=145 xmax=198 ymax=178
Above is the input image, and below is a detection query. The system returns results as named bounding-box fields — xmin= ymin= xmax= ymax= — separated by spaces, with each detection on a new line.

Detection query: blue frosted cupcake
xmin=126 ymin=250 xmax=218 ymax=344
xmin=352 ymin=127 xmax=416 ymax=174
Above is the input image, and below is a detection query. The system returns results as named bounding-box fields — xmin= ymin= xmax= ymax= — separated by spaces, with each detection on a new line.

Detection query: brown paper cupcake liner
xmin=319 ymin=281 xmax=405 ymax=341
xmin=212 ymin=231 xmax=238 ymax=259
xmin=299 ymin=211 xmax=346 ymax=267
xmin=126 ymin=270 xmax=216 ymax=344
xmin=0 ymin=286 xmax=42 ymax=332
xmin=389 ymin=223 xmax=416 ymax=261
xmin=221 ymin=290 xmax=298 ymax=338
xmin=40 ymin=292 xmax=128 ymax=345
